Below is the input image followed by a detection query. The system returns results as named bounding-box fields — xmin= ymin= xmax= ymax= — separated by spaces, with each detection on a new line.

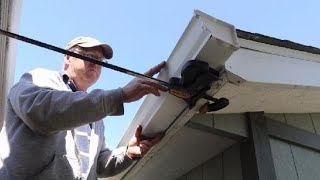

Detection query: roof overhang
xmin=0 ymin=0 xmax=22 ymax=127
xmin=216 ymin=37 xmax=320 ymax=113
xmin=110 ymin=10 xmax=320 ymax=180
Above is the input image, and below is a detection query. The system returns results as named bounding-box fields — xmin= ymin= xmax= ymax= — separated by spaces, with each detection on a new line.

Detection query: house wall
xmin=188 ymin=113 xmax=248 ymax=138
xmin=178 ymin=113 xmax=320 ymax=180
xmin=266 ymin=113 xmax=320 ymax=180
xmin=176 ymin=143 xmax=242 ymax=180
xmin=177 ymin=114 xmax=245 ymax=180
xmin=0 ymin=0 xmax=21 ymax=127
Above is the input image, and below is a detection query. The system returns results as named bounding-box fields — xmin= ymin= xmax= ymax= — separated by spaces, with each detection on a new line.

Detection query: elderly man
xmin=0 ymin=37 xmax=167 ymax=180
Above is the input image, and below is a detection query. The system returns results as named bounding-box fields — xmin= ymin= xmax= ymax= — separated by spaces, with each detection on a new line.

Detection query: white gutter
xmin=110 ymin=10 xmax=239 ymax=180
xmin=119 ymin=10 xmax=239 ymax=141
xmin=110 ymin=10 xmax=320 ymax=180
xmin=0 ymin=0 xmax=22 ymax=127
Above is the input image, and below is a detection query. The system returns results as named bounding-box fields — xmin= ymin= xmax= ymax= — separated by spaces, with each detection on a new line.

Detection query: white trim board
xmin=226 ymin=39 xmax=320 ymax=87
xmin=213 ymin=38 xmax=320 ymax=114
xmin=111 ymin=10 xmax=239 ymax=180
xmin=0 ymin=0 xmax=22 ymax=127
xmin=111 ymin=10 xmax=320 ymax=180
xmin=117 ymin=10 xmax=239 ymax=144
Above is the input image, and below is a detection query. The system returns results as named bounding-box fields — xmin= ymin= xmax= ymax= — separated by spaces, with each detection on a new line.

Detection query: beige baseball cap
xmin=65 ymin=36 xmax=113 ymax=59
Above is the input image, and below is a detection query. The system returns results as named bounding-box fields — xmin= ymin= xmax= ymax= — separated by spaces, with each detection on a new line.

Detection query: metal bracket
xmin=169 ymin=60 xmax=229 ymax=113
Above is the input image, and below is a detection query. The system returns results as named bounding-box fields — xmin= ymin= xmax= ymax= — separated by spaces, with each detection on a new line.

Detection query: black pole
xmin=0 ymin=29 xmax=170 ymax=87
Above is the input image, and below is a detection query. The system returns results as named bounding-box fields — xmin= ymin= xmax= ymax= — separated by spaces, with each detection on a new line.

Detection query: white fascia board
xmin=0 ymin=0 xmax=22 ymax=127
xmin=117 ymin=10 xmax=239 ymax=145
xmin=112 ymin=11 xmax=239 ymax=180
xmin=226 ymin=38 xmax=320 ymax=87
xmin=213 ymin=38 xmax=320 ymax=113
xmin=117 ymin=12 xmax=210 ymax=146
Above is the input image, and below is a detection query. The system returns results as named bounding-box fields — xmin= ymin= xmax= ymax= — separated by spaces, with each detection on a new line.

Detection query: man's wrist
xmin=125 ymin=145 xmax=141 ymax=161
xmin=120 ymin=88 xmax=128 ymax=103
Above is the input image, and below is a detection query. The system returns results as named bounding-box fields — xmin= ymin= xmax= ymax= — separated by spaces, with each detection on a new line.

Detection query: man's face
xmin=66 ymin=46 xmax=105 ymax=88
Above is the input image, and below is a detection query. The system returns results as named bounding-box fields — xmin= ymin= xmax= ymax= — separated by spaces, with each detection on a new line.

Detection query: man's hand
xmin=126 ymin=125 xmax=163 ymax=159
xmin=121 ymin=61 xmax=168 ymax=103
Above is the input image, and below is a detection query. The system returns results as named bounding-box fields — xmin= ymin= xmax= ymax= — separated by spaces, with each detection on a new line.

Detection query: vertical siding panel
xmin=186 ymin=165 xmax=203 ymax=180
xmin=265 ymin=113 xmax=286 ymax=123
xmin=285 ymin=113 xmax=320 ymax=180
xmin=190 ymin=114 xmax=214 ymax=128
xmin=176 ymin=175 xmax=187 ymax=180
xmin=214 ymin=114 xmax=248 ymax=137
xmin=285 ymin=113 xmax=315 ymax=133
xmin=269 ymin=138 xmax=299 ymax=180
xmin=266 ymin=113 xmax=299 ymax=180
xmin=203 ymin=153 xmax=223 ymax=180
xmin=290 ymin=144 xmax=320 ymax=180
xmin=223 ymin=144 xmax=242 ymax=180
xmin=310 ymin=113 xmax=320 ymax=135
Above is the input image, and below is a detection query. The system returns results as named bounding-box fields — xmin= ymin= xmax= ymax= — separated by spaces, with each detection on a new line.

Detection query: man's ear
xmin=64 ymin=55 xmax=71 ymax=64
xmin=63 ymin=55 xmax=71 ymax=71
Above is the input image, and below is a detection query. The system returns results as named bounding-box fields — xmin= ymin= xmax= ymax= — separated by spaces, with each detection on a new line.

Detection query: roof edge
xmin=236 ymin=29 xmax=320 ymax=55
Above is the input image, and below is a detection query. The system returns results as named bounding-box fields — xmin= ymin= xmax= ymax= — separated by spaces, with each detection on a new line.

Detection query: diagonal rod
xmin=0 ymin=29 xmax=170 ymax=87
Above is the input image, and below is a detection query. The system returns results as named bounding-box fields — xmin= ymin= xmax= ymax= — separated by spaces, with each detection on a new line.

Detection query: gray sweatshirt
xmin=0 ymin=68 xmax=134 ymax=180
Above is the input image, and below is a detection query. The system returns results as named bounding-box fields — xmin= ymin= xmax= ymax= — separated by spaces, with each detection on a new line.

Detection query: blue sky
xmin=15 ymin=1 xmax=320 ymax=149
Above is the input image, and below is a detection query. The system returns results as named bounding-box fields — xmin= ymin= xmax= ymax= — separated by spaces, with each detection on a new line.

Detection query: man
xmin=0 ymin=37 xmax=167 ymax=180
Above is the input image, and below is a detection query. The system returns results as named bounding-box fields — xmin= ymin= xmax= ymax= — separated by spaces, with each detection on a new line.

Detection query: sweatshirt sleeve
xmin=96 ymin=142 xmax=134 ymax=178
xmin=8 ymin=69 xmax=124 ymax=135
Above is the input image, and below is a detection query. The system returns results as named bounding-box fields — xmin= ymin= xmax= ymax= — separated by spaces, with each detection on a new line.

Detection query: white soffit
xmin=124 ymin=126 xmax=235 ymax=180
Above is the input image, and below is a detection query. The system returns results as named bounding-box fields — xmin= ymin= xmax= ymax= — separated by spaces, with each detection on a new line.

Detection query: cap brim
xmin=78 ymin=42 xmax=113 ymax=59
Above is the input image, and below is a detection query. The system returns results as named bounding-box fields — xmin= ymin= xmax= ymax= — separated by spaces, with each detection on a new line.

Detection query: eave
xmin=110 ymin=10 xmax=320 ymax=180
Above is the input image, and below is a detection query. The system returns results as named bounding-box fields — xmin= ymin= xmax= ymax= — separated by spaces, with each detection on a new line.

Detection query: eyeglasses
xmin=73 ymin=50 xmax=107 ymax=63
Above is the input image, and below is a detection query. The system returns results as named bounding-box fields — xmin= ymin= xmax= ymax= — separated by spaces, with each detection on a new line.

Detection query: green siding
xmin=203 ymin=154 xmax=223 ymax=180
xmin=189 ymin=113 xmax=247 ymax=137
xmin=265 ymin=113 xmax=286 ymax=123
xmin=214 ymin=114 xmax=248 ymax=137
xmin=268 ymin=113 xmax=320 ymax=180
xmin=223 ymin=144 xmax=242 ymax=180
xmin=176 ymin=175 xmax=187 ymax=180
xmin=187 ymin=166 xmax=203 ymax=180
xmin=285 ymin=113 xmax=315 ymax=133
xmin=269 ymin=138 xmax=298 ymax=180
xmin=189 ymin=113 xmax=214 ymax=128
xmin=181 ymin=113 xmax=320 ymax=180
xmin=291 ymin=145 xmax=320 ymax=180
xmin=310 ymin=113 xmax=320 ymax=134
xmin=177 ymin=144 xmax=242 ymax=180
